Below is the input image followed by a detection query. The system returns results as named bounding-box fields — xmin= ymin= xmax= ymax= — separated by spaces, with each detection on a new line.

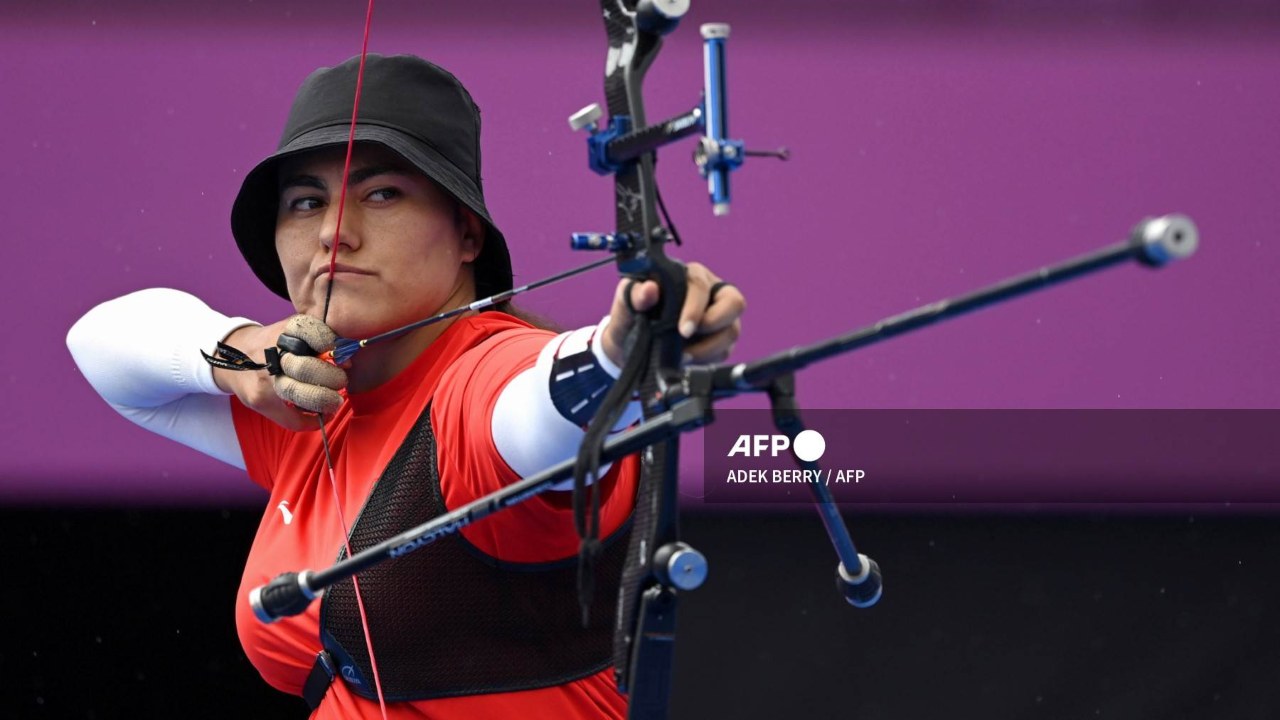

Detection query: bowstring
xmin=317 ymin=1 xmax=389 ymax=717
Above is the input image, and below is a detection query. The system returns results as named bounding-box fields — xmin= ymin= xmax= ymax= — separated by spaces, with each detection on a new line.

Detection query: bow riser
xmin=599 ymin=1 xmax=692 ymax=708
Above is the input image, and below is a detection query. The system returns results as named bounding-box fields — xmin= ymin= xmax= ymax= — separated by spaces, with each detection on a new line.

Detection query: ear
xmin=459 ymin=207 xmax=485 ymax=263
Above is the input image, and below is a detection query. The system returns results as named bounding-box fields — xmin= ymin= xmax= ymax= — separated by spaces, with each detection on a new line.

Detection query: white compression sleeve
xmin=491 ymin=316 xmax=641 ymax=489
xmin=66 ymin=288 xmax=260 ymax=469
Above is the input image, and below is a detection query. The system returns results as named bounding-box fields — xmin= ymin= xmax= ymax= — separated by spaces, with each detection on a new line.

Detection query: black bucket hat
xmin=231 ymin=53 xmax=512 ymax=300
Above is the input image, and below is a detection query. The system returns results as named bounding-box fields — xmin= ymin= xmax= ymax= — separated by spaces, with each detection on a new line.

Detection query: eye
xmin=287 ymin=196 xmax=325 ymax=212
xmin=366 ymin=187 xmax=401 ymax=203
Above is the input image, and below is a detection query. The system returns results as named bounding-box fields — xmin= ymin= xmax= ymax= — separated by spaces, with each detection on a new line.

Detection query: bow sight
xmin=568 ymin=14 xmax=782 ymax=217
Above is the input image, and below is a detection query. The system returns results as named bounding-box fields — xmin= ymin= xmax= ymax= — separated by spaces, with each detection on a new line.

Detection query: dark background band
xmin=9 ymin=508 xmax=1279 ymax=719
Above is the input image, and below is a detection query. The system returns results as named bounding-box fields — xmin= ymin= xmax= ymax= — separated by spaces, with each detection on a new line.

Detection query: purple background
xmin=3 ymin=1 xmax=1277 ymax=505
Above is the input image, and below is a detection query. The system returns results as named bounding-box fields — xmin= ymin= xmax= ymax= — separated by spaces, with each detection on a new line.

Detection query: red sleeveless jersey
xmin=231 ymin=313 xmax=635 ymax=719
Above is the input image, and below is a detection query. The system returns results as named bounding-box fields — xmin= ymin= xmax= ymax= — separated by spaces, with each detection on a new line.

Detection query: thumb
xmin=602 ymin=279 xmax=659 ymax=366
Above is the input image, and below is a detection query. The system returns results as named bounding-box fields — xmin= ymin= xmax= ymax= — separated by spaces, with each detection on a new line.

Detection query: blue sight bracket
xmin=567 ymin=16 xmax=786 ymax=216
xmin=696 ymin=23 xmax=742 ymax=216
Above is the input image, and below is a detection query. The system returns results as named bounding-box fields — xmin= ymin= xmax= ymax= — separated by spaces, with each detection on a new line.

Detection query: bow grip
xmin=629 ymin=253 xmax=690 ymax=372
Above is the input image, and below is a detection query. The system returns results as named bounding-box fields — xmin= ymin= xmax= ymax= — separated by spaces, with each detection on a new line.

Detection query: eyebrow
xmin=279 ymin=164 xmax=412 ymax=193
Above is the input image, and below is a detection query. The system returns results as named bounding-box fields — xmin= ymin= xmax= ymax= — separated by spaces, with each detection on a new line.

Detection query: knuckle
xmin=283 ymin=314 xmax=309 ymax=337
xmin=285 ymin=314 xmax=336 ymax=352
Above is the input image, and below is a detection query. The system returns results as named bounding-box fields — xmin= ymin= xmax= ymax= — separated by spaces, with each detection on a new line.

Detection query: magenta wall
xmin=4 ymin=1 xmax=1277 ymax=505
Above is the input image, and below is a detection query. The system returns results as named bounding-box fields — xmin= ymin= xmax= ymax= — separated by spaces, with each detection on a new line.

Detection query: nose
xmin=318 ymin=196 xmax=362 ymax=254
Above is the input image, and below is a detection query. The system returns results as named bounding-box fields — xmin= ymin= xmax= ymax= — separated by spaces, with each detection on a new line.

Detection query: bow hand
xmin=602 ymin=261 xmax=746 ymax=368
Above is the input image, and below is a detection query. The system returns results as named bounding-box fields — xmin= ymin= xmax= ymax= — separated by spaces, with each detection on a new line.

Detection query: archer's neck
xmin=344 ymin=313 xmax=468 ymax=394
xmin=343 ymin=280 xmax=478 ymax=393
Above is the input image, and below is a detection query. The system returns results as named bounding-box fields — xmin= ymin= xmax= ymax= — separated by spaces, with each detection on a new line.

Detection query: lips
xmin=312 ymin=264 xmax=373 ymax=281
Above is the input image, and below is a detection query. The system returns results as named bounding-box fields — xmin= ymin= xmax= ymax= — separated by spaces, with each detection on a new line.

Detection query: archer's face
xmin=274 ymin=144 xmax=482 ymax=340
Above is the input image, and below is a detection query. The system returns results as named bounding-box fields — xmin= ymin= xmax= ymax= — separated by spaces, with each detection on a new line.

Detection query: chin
xmin=312 ymin=306 xmax=376 ymax=340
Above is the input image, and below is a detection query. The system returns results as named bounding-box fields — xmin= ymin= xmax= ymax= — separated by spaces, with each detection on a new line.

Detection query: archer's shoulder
xmin=432 ymin=314 xmax=554 ymax=414
xmin=436 ymin=312 xmax=556 ymax=375
xmin=462 ymin=310 xmax=558 ymax=342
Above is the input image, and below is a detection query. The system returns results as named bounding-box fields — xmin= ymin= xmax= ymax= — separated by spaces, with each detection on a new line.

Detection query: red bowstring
xmin=319 ymin=1 xmax=389 ymax=718
xmin=321 ymin=0 xmax=376 ymax=322
xmin=318 ymin=420 xmax=387 ymax=718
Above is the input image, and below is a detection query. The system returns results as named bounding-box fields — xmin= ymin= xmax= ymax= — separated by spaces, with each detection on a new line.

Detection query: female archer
xmin=67 ymin=54 xmax=743 ymax=718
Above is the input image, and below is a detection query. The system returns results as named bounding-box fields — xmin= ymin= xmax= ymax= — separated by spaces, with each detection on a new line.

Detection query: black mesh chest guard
xmin=318 ymin=402 xmax=631 ymax=702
